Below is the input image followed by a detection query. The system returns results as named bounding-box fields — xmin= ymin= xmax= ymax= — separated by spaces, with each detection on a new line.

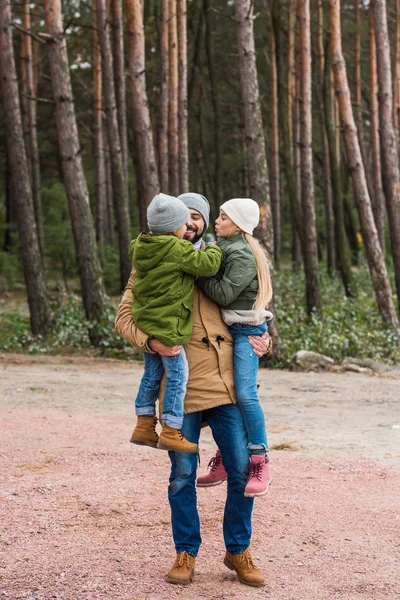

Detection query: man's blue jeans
xmin=168 ymin=404 xmax=254 ymax=557
xmin=229 ymin=322 xmax=269 ymax=452
xmin=135 ymin=348 xmax=188 ymax=429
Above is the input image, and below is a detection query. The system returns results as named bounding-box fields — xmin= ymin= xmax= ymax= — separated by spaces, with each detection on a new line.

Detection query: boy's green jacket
xmin=129 ymin=234 xmax=222 ymax=346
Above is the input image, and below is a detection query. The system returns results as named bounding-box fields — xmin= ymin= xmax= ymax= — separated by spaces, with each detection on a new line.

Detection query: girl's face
xmin=215 ymin=210 xmax=241 ymax=238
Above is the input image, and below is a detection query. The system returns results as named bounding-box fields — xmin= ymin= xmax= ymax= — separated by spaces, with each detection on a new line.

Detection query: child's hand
xmin=208 ymin=241 xmax=218 ymax=246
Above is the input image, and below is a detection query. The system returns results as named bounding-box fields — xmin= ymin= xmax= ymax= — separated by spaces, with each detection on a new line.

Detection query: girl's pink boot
xmin=197 ymin=450 xmax=228 ymax=487
xmin=244 ymin=454 xmax=271 ymax=497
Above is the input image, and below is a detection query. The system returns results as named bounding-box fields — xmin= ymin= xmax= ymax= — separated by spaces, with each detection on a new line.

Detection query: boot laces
xmin=240 ymin=550 xmax=255 ymax=568
xmin=208 ymin=453 xmax=221 ymax=473
xmin=249 ymin=460 xmax=264 ymax=481
xmin=177 ymin=552 xmax=191 ymax=569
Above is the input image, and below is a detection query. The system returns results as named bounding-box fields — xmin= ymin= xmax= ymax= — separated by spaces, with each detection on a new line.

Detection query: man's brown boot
xmin=166 ymin=551 xmax=196 ymax=585
xmin=157 ymin=425 xmax=198 ymax=453
xmin=224 ymin=549 xmax=265 ymax=587
xmin=130 ymin=416 xmax=159 ymax=448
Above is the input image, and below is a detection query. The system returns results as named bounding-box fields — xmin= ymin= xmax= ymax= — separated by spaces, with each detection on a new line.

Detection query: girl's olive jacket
xmin=115 ymin=267 xmax=237 ymax=414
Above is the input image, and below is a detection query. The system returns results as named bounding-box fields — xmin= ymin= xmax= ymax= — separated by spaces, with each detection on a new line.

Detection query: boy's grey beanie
xmin=178 ymin=193 xmax=210 ymax=231
xmin=147 ymin=193 xmax=190 ymax=234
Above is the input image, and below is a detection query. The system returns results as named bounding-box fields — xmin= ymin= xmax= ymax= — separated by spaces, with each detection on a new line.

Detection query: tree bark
xmin=394 ymin=0 xmax=400 ymax=142
xmin=168 ymin=0 xmax=179 ymax=196
xmin=177 ymin=0 xmax=189 ymax=192
xmin=111 ymin=0 xmax=129 ymax=197
xmin=317 ymin=0 xmax=335 ymax=276
xmin=369 ymin=4 xmax=386 ymax=251
xmin=235 ymin=0 xmax=279 ymax=354
xmin=159 ymin=0 xmax=169 ymax=192
xmin=126 ymin=0 xmax=159 ymax=228
xmin=20 ymin=1 xmax=44 ymax=260
xmin=0 ymin=1 xmax=50 ymax=335
xmin=298 ymin=0 xmax=321 ymax=314
xmin=328 ymin=0 xmax=399 ymax=336
xmin=373 ymin=0 xmax=400 ymax=314
xmin=43 ymin=0 xmax=106 ymax=323
xmin=96 ymin=0 xmax=131 ymax=289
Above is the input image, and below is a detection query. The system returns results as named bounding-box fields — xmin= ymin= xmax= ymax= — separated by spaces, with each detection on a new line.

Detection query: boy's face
xmin=174 ymin=223 xmax=187 ymax=239
xmin=184 ymin=209 xmax=206 ymax=244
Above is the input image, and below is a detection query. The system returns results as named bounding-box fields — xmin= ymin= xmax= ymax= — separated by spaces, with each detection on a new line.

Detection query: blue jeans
xmin=168 ymin=404 xmax=254 ymax=557
xmin=228 ymin=322 xmax=269 ymax=453
xmin=135 ymin=348 xmax=188 ymax=429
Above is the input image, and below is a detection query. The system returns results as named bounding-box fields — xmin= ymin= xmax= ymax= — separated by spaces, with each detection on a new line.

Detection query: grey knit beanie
xmin=178 ymin=193 xmax=210 ymax=231
xmin=147 ymin=193 xmax=190 ymax=234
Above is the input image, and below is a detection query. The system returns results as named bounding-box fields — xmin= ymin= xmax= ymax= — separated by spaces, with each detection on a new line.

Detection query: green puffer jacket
xmin=196 ymin=234 xmax=258 ymax=309
xmin=129 ymin=234 xmax=222 ymax=346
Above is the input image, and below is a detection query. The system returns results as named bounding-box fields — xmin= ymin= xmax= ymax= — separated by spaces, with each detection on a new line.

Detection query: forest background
xmin=1 ymin=0 xmax=400 ymax=367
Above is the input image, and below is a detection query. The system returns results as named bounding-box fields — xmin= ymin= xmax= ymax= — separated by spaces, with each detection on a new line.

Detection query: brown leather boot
xmin=157 ymin=425 xmax=198 ymax=453
xmin=224 ymin=549 xmax=265 ymax=587
xmin=166 ymin=551 xmax=196 ymax=585
xmin=130 ymin=416 xmax=159 ymax=448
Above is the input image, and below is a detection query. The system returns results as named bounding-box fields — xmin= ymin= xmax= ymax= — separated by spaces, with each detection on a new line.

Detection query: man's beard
xmin=184 ymin=226 xmax=205 ymax=245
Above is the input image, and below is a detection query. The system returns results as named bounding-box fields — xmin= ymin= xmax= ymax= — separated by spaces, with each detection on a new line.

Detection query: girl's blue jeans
xmin=228 ymin=322 xmax=269 ymax=453
xmin=135 ymin=347 xmax=188 ymax=429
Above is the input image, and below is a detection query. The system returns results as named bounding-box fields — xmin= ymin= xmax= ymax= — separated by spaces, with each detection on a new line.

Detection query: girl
xmin=196 ymin=198 xmax=273 ymax=497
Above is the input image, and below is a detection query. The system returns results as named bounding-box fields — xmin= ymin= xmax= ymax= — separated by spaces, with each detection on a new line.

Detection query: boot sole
xmin=244 ymin=478 xmax=272 ymax=498
xmin=166 ymin=570 xmax=195 ymax=585
xmin=223 ymin=558 xmax=265 ymax=588
xmin=130 ymin=439 xmax=159 ymax=448
xmin=157 ymin=443 xmax=198 ymax=454
xmin=197 ymin=477 xmax=227 ymax=487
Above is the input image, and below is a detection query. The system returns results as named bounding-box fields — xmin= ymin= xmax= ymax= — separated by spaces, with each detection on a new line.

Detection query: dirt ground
xmin=0 ymin=354 xmax=399 ymax=600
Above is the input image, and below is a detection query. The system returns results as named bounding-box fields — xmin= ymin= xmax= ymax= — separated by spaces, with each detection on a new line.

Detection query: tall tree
xmin=96 ymin=0 xmax=131 ymax=289
xmin=168 ymin=0 xmax=179 ymax=196
xmin=369 ymin=4 xmax=386 ymax=251
xmin=328 ymin=0 xmax=400 ymax=336
xmin=126 ymin=0 xmax=159 ymax=228
xmin=298 ymin=0 xmax=321 ymax=314
xmin=177 ymin=0 xmax=189 ymax=192
xmin=159 ymin=0 xmax=169 ymax=192
xmin=373 ymin=0 xmax=400 ymax=313
xmin=43 ymin=0 xmax=106 ymax=324
xmin=0 ymin=0 xmax=50 ymax=335
xmin=20 ymin=0 xmax=44 ymax=259
xmin=394 ymin=0 xmax=400 ymax=142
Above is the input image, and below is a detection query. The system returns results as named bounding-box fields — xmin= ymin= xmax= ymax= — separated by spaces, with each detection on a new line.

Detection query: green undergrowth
xmin=1 ymin=265 xmax=399 ymax=366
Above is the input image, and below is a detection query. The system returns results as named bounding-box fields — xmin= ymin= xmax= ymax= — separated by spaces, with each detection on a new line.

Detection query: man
xmin=115 ymin=193 xmax=271 ymax=587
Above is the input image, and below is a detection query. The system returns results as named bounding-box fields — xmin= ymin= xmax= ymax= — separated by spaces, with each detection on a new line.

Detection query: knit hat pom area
xmin=219 ymin=198 xmax=260 ymax=235
xmin=147 ymin=193 xmax=190 ymax=234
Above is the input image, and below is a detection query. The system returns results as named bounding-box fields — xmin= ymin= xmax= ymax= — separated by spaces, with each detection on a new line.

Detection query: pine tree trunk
xmin=298 ymin=0 xmax=321 ymax=314
xmin=20 ymin=1 xmax=44 ymax=260
xmin=0 ymin=1 xmax=50 ymax=335
xmin=159 ymin=0 xmax=169 ymax=192
xmin=93 ymin=0 xmax=107 ymax=247
xmin=126 ymin=0 xmax=159 ymax=228
xmin=204 ymin=0 xmax=223 ymax=206
xmin=317 ymin=0 xmax=335 ymax=276
xmin=328 ymin=0 xmax=399 ymax=336
xmin=373 ymin=0 xmax=400 ymax=314
xmin=168 ymin=0 xmax=179 ymax=196
xmin=177 ymin=0 xmax=189 ymax=192
xmin=394 ymin=0 xmax=400 ymax=142
xmin=235 ymin=0 xmax=279 ymax=354
xmin=369 ymin=5 xmax=386 ymax=251
xmin=43 ymin=0 xmax=106 ymax=323
xmin=96 ymin=0 xmax=131 ymax=289
xmin=111 ymin=0 xmax=129 ymax=197
xmin=267 ymin=1 xmax=281 ymax=268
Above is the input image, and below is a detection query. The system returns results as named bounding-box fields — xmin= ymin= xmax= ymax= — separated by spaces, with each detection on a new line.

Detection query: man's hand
xmin=248 ymin=332 xmax=272 ymax=357
xmin=148 ymin=338 xmax=182 ymax=356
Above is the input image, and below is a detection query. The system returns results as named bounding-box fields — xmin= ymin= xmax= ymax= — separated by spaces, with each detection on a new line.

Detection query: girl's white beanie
xmin=219 ymin=198 xmax=260 ymax=235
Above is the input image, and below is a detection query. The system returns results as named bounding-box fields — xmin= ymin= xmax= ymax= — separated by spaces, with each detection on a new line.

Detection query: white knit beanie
xmin=219 ymin=198 xmax=260 ymax=235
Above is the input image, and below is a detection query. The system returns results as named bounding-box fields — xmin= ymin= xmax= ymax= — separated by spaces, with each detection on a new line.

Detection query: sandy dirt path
xmin=0 ymin=354 xmax=399 ymax=600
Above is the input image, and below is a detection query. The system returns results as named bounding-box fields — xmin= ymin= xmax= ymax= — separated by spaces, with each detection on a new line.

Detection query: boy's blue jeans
xmin=228 ymin=322 xmax=269 ymax=453
xmin=135 ymin=348 xmax=188 ymax=429
xmin=168 ymin=404 xmax=254 ymax=556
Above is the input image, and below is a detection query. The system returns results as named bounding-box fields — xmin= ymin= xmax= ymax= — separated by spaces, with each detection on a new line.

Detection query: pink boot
xmin=244 ymin=455 xmax=271 ymax=497
xmin=197 ymin=450 xmax=228 ymax=487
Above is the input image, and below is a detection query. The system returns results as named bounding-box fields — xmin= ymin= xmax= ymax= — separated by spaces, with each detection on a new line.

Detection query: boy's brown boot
xmin=130 ymin=416 xmax=159 ymax=448
xmin=166 ymin=551 xmax=196 ymax=585
xmin=224 ymin=549 xmax=265 ymax=587
xmin=157 ymin=425 xmax=198 ymax=453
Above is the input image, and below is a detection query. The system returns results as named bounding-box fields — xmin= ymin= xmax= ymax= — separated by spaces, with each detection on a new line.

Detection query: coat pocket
xmin=177 ymin=301 xmax=192 ymax=336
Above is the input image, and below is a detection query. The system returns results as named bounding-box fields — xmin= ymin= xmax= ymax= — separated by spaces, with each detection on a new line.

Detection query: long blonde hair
xmin=243 ymin=233 xmax=273 ymax=316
